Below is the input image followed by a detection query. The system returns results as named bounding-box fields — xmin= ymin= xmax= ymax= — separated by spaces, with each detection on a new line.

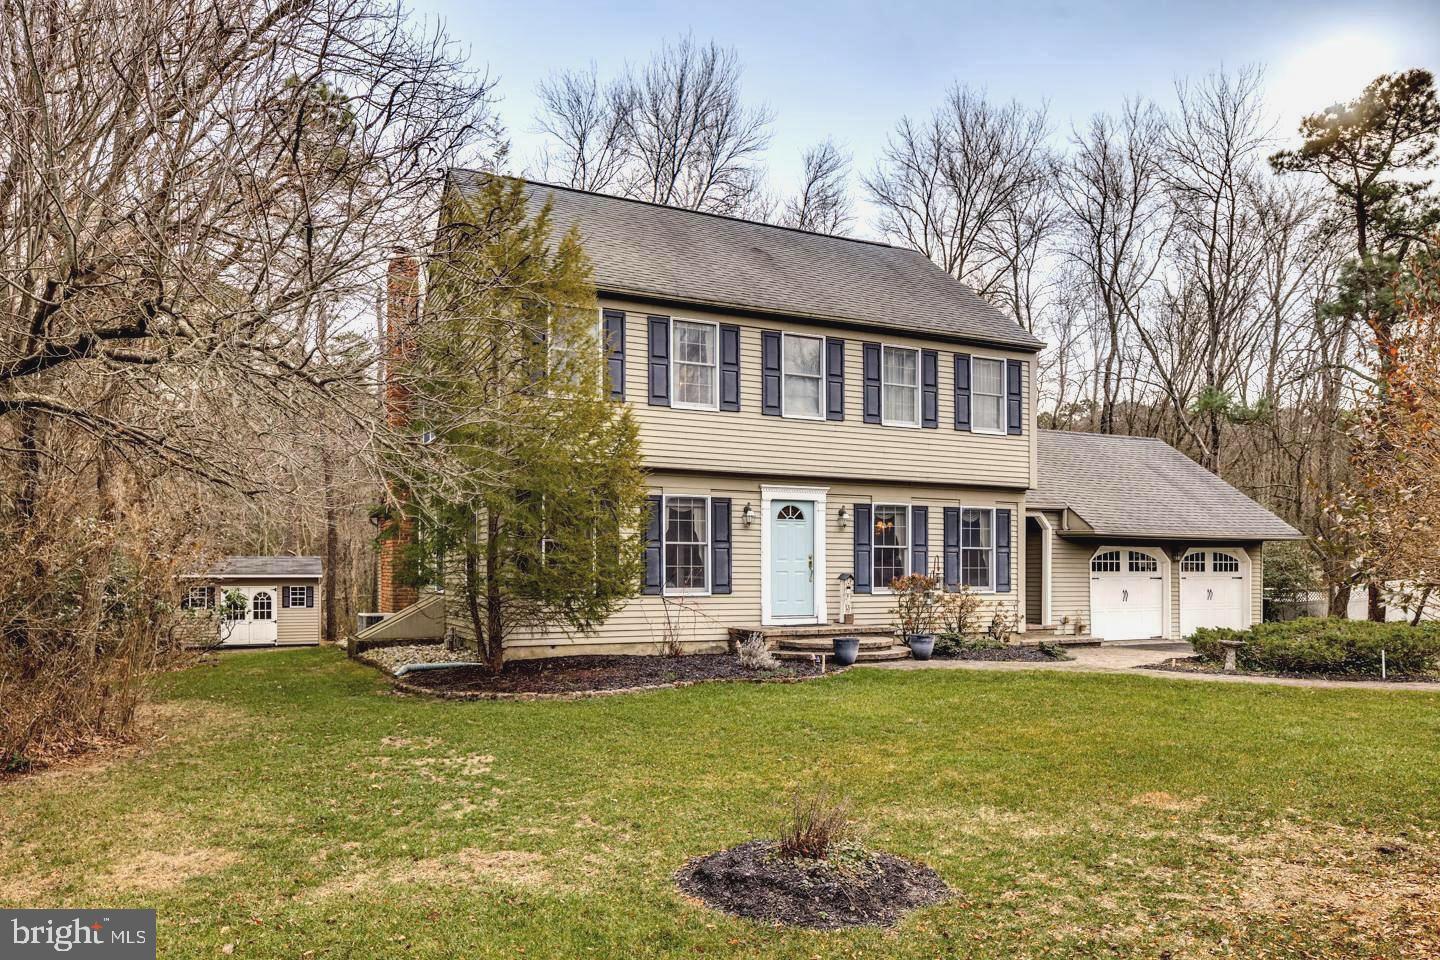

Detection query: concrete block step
xmin=774 ymin=645 xmax=912 ymax=663
xmin=776 ymin=635 xmax=897 ymax=652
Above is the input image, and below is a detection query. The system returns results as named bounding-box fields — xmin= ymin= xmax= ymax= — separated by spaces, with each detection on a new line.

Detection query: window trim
xmin=879 ymin=344 xmax=922 ymax=429
xmin=662 ymin=493 xmax=711 ymax=597
xmin=286 ymin=585 xmax=308 ymax=608
xmin=182 ymin=585 xmax=212 ymax=611
xmin=870 ymin=502 xmax=912 ymax=594
xmin=960 ymin=505 xmax=997 ymax=593
xmin=969 ymin=354 xmax=1008 ymax=436
xmin=669 ymin=317 xmax=720 ymax=411
xmin=780 ymin=331 xmax=826 ymax=421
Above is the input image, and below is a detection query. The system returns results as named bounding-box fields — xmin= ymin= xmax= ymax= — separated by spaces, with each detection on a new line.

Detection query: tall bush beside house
xmin=394 ymin=177 xmax=649 ymax=674
xmin=1191 ymin=619 xmax=1440 ymax=676
xmin=890 ymin=573 xmax=940 ymax=659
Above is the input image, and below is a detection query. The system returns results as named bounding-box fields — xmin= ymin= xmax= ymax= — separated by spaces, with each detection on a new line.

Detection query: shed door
xmin=1179 ymin=551 xmax=1247 ymax=635
xmin=218 ymin=586 xmax=279 ymax=645
xmin=1089 ymin=549 xmax=1165 ymax=641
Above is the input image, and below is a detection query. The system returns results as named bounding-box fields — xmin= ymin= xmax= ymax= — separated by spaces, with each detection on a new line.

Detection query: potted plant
xmin=891 ymin=573 xmax=941 ymax=660
xmin=831 ymin=635 xmax=861 ymax=666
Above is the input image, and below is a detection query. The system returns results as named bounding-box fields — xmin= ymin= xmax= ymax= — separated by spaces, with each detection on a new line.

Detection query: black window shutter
xmin=719 ymin=325 xmax=741 ymax=411
xmin=862 ymin=342 xmax=881 ymax=424
xmin=1007 ymin=359 xmax=1024 ymax=435
xmin=943 ymin=507 xmax=960 ymax=591
xmin=711 ymin=498 xmax=732 ymax=594
xmin=761 ymin=330 xmax=782 ymax=416
xmin=604 ymin=309 xmax=626 ymax=400
xmin=281 ymin=587 xmax=290 ymax=609
xmin=921 ymin=350 xmax=939 ymax=428
xmin=825 ymin=338 xmax=845 ymax=421
xmin=954 ymin=353 xmax=972 ymax=431
xmin=306 ymin=585 xmax=315 ymax=608
xmin=643 ymin=495 xmax=663 ymax=594
xmin=995 ymin=508 xmax=1012 ymax=593
xmin=647 ymin=316 xmax=670 ymax=406
xmin=853 ymin=503 xmax=872 ymax=594
xmin=206 ymin=585 xmax=215 ymax=608
xmin=911 ymin=505 xmax=929 ymax=575
xmin=528 ymin=325 xmax=547 ymax=384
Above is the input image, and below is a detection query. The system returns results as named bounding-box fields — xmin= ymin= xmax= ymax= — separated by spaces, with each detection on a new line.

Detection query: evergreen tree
xmin=396 ymin=176 xmax=647 ymax=672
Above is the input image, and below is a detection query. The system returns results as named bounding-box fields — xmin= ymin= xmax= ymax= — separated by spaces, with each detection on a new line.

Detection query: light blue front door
xmin=771 ymin=500 xmax=815 ymax=619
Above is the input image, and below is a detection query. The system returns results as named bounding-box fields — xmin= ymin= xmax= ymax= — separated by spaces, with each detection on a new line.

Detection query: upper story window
xmin=782 ymin=333 xmax=824 ymax=419
xmin=664 ymin=495 xmax=709 ymax=594
xmin=672 ymin=319 xmax=718 ymax=410
xmin=872 ymin=504 xmax=910 ymax=590
xmin=881 ymin=346 xmax=919 ymax=427
xmin=961 ymin=507 xmax=994 ymax=589
xmin=972 ymin=357 xmax=1006 ymax=434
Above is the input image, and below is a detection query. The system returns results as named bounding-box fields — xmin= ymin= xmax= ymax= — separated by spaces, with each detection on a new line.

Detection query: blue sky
xmin=415 ymin=0 xmax=1440 ymax=207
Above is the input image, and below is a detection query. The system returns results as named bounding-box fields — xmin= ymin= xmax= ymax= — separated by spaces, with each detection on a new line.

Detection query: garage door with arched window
xmin=1089 ymin=548 xmax=1166 ymax=641
xmin=1179 ymin=549 xmax=1248 ymax=636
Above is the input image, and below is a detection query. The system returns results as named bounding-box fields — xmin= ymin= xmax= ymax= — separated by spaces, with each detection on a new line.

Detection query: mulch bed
xmin=676 ymin=840 xmax=950 ymax=929
xmin=936 ymin=645 xmax=1070 ymax=662
xmin=1144 ymin=656 xmax=1440 ymax=684
xmin=397 ymin=654 xmax=824 ymax=696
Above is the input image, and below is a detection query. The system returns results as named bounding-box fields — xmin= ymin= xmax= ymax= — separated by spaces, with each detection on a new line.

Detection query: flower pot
xmin=832 ymin=636 xmax=860 ymax=667
xmin=907 ymin=634 xmax=935 ymax=661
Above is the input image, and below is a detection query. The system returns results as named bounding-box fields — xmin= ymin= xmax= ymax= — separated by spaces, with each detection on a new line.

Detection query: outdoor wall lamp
xmin=742 ymin=502 xmax=755 ymax=527
xmin=837 ymin=505 xmax=849 ymax=530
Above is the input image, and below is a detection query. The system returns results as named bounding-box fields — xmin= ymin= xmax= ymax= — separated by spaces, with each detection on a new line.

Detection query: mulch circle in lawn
xmin=397 ymin=653 xmax=825 ymax=696
xmin=1145 ymin=655 xmax=1440 ymax=683
xmin=676 ymin=840 xmax=951 ymax=930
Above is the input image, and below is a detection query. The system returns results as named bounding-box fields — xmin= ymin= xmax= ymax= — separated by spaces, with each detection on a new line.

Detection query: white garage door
xmin=1090 ymin=549 xmax=1165 ymax=641
xmin=1179 ymin=550 xmax=1247 ymax=635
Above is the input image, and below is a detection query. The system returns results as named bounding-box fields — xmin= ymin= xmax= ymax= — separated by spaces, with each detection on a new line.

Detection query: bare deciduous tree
xmin=779 ymin=139 xmax=853 ymax=235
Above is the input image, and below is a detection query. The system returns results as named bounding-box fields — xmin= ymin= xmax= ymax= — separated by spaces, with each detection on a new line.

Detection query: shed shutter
xmin=305 ymin=585 xmax=315 ymax=608
xmin=206 ymin=585 xmax=216 ymax=609
xmin=954 ymin=353 xmax=972 ymax=431
xmin=853 ymin=503 xmax=872 ymax=594
xmin=995 ymin=508 xmax=1012 ymax=593
xmin=943 ymin=507 xmax=960 ymax=590
xmin=1006 ymin=359 xmax=1024 ymax=435
xmin=911 ymin=505 xmax=929 ymax=575
xmin=603 ymin=309 xmax=626 ymax=400
xmin=921 ymin=350 xmax=939 ymax=428
xmin=281 ymin=587 xmax=290 ymax=609
xmin=719 ymin=325 xmax=741 ymax=411
xmin=711 ymin=498 xmax=732 ymax=594
xmin=761 ymin=330 xmax=782 ymax=415
xmin=642 ymin=495 xmax=663 ymax=594
xmin=862 ymin=342 xmax=881 ymax=424
xmin=647 ymin=316 xmax=670 ymax=406
xmin=825 ymin=338 xmax=845 ymax=421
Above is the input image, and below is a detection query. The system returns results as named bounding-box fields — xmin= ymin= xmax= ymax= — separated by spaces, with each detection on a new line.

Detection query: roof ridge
xmin=452 ymin=169 xmax=903 ymax=251
xmin=1040 ymin=429 xmax=1165 ymax=442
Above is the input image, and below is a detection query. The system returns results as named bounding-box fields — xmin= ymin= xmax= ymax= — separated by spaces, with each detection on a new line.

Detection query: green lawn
xmin=4 ymin=648 xmax=1440 ymax=959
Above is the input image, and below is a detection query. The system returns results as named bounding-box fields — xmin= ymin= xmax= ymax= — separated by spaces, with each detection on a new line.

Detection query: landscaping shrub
xmin=775 ymin=788 xmax=853 ymax=860
xmin=1191 ymin=617 xmax=1440 ymax=676
xmin=932 ymin=632 xmax=1001 ymax=657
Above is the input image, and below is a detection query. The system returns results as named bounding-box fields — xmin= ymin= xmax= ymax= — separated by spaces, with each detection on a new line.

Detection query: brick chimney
xmin=377 ymin=249 xmax=420 ymax=614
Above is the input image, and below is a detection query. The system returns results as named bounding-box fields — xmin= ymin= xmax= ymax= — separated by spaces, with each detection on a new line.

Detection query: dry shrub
xmin=776 ymin=787 xmax=854 ymax=860
xmin=0 ymin=490 xmax=201 ymax=771
xmin=736 ymin=631 xmax=778 ymax=671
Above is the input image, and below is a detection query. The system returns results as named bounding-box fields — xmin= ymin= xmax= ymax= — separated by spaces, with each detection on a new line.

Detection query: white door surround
xmin=760 ymin=485 xmax=829 ymax=626
xmin=1088 ymin=545 xmax=1170 ymax=641
xmin=1025 ymin=512 xmax=1053 ymax=628
xmin=1179 ymin=547 xmax=1251 ymax=636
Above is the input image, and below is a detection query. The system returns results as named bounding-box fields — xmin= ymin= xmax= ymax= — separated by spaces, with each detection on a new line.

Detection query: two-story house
xmin=371 ymin=175 xmax=1300 ymax=661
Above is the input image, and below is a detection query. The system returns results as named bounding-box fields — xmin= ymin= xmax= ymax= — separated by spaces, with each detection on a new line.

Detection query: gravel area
xmin=360 ymin=643 xmax=479 ymax=675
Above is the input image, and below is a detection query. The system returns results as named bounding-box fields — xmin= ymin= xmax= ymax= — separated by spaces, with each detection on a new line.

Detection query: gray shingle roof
xmin=204 ymin=556 xmax=323 ymax=579
xmin=447 ymin=172 xmax=1044 ymax=351
xmin=1034 ymin=430 xmax=1302 ymax=541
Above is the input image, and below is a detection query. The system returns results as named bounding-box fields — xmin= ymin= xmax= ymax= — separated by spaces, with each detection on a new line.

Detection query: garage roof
xmin=446 ymin=172 xmax=1045 ymax=352
xmin=202 ymin=556 xmax=323 ymax=579
xmin=1033 ymin=430 xmax=1303 ymax=541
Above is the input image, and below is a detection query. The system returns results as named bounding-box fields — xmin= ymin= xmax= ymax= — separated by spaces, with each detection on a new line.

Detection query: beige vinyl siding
xmin=273 ymin=580 xmax=322 ymax=644
xmin=607 ymin=298 xmax=1036 ymax=489
xmin=1248 ymin=544 xmax=1264 ymax=624
xmin=445 ymin=473 xmax=1023 ymax=659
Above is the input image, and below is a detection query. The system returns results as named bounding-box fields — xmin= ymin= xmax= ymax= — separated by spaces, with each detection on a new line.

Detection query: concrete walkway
xmin=873 ymin=640 xmax=1440 ymax=693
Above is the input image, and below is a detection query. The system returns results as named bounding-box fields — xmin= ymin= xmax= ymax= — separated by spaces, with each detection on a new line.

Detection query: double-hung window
xmin=872 ymin=504 xmax=910 ymax=591
xmin=182 ymin=586 xmax=212 ymax=610
xmin=971 ymin=357 xmax=1006 ymax=433
xmin=672 ymin=320 xmax=718 ymax=409
xmin=881 ymin=345 xmax=920 ymax=427
xmin=961 ymin=507 xmax=994 ymax=589
xmin=286 ymin=585 xmax=309 ymax=607
xmin=663 ymin=496 xmax=709 ymax=594
xmin=782 ymin=333 xmax=824 ymax=419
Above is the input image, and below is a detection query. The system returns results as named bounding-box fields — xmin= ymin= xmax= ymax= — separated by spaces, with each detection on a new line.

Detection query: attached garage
xmin=1027 ymin=431 xmax=1303 ymax=642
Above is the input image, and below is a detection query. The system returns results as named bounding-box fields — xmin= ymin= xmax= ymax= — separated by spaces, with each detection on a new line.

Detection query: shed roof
xmin=1033 ymin=430 xmax=1302 ymax=541
xmin=202 ymin=556 xmax=323 ymax=579
xmin=447 ymin=172 xmax=1045 ymax=352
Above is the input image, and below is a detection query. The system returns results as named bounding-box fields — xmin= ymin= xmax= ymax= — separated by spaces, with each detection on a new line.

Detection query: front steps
xmin=728 ymin=624 xmax=912 ymax=663
xmin=1018 ymin=624 xmax=1099 ymax=647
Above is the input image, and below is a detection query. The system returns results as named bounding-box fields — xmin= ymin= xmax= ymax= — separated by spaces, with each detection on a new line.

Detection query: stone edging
xmin=383 ymin=665 xmax=847 ymax=702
